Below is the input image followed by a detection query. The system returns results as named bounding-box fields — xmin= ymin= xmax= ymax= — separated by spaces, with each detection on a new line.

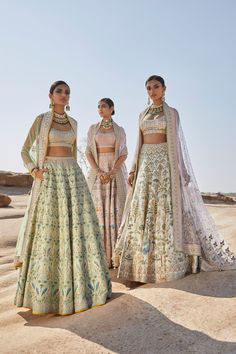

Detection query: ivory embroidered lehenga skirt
xmin=91 ymin=152 xmax=123 ymax=268
xmin=116 ymin=144 xmax=189 ymax=283
xmin=15 ymin=157 xmax=112 ymax=315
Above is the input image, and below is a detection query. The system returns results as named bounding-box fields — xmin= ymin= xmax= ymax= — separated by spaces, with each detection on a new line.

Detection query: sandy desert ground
xmin=0 ymin=186 xmax=236 ymax=354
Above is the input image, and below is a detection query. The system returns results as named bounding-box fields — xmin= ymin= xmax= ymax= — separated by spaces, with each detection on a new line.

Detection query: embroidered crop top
xmin=95 ymin=130 xmax=116 ymax=148
xmin=140 ymin=114 xmax=167 ymax=135
xmin=48 ymin=128 xmax=76 ymax=148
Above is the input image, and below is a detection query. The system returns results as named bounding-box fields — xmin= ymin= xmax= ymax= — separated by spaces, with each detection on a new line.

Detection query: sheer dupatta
xmin=175 ymin=107 xmax=236 ymax=270
xmin=115 ymin=103 xmax=236 ymax=271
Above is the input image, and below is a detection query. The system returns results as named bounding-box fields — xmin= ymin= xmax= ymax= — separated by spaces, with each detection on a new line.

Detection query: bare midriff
xmin=47 ymin=146 xmax=73 ymax=157
xmin=97 ymin=147 xmax=115 ymax=153
xmin=143 ymin=133 xmax=167 ymax=144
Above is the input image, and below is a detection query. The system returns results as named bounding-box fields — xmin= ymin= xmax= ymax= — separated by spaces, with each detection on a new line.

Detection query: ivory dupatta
xmin=86 ymin=121 xmax=128 ymax=212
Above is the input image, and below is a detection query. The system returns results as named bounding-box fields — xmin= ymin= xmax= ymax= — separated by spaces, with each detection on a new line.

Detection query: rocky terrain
xmin=0 ymin=171 xmax=33 ymax=188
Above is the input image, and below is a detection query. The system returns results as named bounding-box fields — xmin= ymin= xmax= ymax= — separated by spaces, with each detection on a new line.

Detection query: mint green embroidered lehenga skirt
xmin=15 ymin=157 xmax=112 ymax=315
xmin=116 ymin=144 xmax=189 ymax=283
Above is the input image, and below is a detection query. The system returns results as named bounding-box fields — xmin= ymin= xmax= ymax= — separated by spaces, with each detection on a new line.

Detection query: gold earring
xmin=162 ymin=94 xmax=165 ymax=102
xmin=49 ymin=99 xmax=54 ymax=109
xmin=66 ymin=104 xmax=70 ymax=111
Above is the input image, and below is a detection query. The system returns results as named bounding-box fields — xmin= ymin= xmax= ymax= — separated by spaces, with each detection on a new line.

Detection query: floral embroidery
xmin=15 ymin=158 xmax=111 ymax=314
xmin=116 ymin=144 xmax=188 ymax=283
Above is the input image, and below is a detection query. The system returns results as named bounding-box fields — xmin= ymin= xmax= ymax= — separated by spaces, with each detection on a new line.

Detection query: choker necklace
xmin=53 ymin=112 xmax=69 ymax=125
xmin=148 ymin=105 xmax=164 ymax=115
xmin=101 ymin=118 xmax=113 ymax=129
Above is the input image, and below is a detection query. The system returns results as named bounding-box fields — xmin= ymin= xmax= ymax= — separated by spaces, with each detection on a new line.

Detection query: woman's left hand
xmin=100 ymin=173 xmax=111 ymax=184
xmin=184 ymin=173 xmax=191 ymax=186
xmin=100 ymin=174 xmax=109 ymax=184
xmin=33 ymin=168 xmax=48 ymax=181
xmin=102 ymin=169 xmax=116 ymax=184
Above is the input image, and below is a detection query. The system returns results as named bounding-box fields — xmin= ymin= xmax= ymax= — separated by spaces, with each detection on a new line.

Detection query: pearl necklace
xmin=101 ymin=118 xmax=113 ymax=129
xmin=53 ymin=112 xmax=69 ymax=125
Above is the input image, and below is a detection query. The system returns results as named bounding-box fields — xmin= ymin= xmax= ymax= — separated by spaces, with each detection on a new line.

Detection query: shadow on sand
xmin=110 ymin=267 xmax=236 ymax=298
xmin=141 ymin=270 xmax=236 ymax=298
xmin=18 ymin=290 xmax=236 ymax=354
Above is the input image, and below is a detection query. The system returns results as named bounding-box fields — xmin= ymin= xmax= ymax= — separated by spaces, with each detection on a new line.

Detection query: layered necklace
xmin=148 ymin=104 xmax=164 ymax=115
xmin=101 ymin=118 xmax=113 ymax=129
xmin=53 ymin=112 xmax=69 ymax=125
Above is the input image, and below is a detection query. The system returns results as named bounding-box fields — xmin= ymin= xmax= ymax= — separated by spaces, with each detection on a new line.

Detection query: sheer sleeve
xmin=85 ymin=126 xmax=93 ymax=156
xmin=174 ymin=109 xmax=189 ymax=181
xmin=21 ymin=115 xmax=42 ymax=172
xmin=130 ymin=114 xmax=143 ymax=173
xmin=119 ymin=127 xmax=128 ymax=156
xmin=72 ymin=121 xmax=78 ymax=162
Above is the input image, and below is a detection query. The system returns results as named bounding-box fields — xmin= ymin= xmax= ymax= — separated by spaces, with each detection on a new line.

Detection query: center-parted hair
xmin=145 ymin=75 xmax=165 ymax=87
xmin=49 ymin=80 xmax=70 ymax=94
xmin=99 ymin=98 xmax=115 ymax=115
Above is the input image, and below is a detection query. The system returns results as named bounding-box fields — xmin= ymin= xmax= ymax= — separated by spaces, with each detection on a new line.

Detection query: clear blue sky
xmin=1 ymin=0 xmax=236 ymax=192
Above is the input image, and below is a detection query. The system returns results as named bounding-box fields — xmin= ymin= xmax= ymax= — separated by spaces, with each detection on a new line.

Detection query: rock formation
xmin=0 ymin=171 xmax=33 ymax=187
xmin=202 ymin=192 xmax=236 ymax=204
xmin=0 ymin=193 xmax=11 ymax=207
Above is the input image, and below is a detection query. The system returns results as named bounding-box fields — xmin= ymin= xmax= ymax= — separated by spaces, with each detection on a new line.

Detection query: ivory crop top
xmin=140 ymin=114 xmax=167 ymax=135
xmin=95 ymin=130 xmax=116 ymax=148
xmin=48 ymin=128 xmax=76 ymax=148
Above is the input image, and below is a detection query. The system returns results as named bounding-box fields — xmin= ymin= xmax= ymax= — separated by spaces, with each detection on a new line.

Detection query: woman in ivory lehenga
xmin=114 ymin=75 xmax=236 ymax=283
xmin=86 ymin=98 xmax=128 ymax=268
xmin=14 ymin=81 xmax=111 ymax=315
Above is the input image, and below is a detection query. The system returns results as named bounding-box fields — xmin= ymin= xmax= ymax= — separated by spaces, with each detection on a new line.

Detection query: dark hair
xmin=49 ymin=80 xmax=70 ymax=94
xmin=145 ymin=75 xmax=165 ymax=87
xmin=99 ymin=98 xmax=115 ymax=115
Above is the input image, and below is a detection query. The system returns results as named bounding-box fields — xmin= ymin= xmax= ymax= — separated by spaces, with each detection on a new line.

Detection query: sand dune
xmin=0 ymin=187 xmax=236 ymax=354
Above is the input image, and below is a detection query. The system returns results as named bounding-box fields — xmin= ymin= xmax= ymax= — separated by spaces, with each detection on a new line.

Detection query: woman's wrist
xmin=111 ymin=167 xmax=118 ymax=175
xmin=109 ymin=171 xmax=115 ymax=180
xmin=30 ymin=167 xmax=39 ymax=178
xmin=95 ymin=167 xmax=102 ymax=176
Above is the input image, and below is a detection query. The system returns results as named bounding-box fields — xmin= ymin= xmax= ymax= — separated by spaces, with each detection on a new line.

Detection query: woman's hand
xmin=128 ymin=172 xmax=135 ymax=186
xmin=97 ymin=168 xmax=117 ymax=185
xmin=184 ymin=172 xmax=191 ymax=186
xmin=33 ymin=168 xmax=48 ymax=181
xmin=105 ymin=169 xmax=116 ymax=183
xmin=96 ymin=169 xmax=108 ymax=184
xmin=100 ymin=174 xmax=109 ymax=184
xmin=100 ymin=172 xmax=112 ymax=184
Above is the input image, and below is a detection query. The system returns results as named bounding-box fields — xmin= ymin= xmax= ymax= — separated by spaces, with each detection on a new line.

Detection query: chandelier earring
xmin=49 ymin=99 xmax=54 ymax=109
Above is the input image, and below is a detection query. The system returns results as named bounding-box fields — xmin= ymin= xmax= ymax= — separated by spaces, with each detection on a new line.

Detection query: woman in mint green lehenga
xmin=115 ymin=75 xmax=236 ymax=283
xmin=14 ymin=81 xmax=111 ymax=315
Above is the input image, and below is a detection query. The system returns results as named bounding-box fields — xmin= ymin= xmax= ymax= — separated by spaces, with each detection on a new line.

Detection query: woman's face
xmin=98 ymin=101 xmax=113 ymax=119
xmin=49 ymin=84 xmax=70 ymax=107
xmin=146 ymin=79 xmax=165 ymax=103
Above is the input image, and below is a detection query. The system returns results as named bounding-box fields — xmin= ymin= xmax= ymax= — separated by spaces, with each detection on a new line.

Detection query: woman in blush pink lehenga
xmin=86 ymin=98 xmax=128 ymax=268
